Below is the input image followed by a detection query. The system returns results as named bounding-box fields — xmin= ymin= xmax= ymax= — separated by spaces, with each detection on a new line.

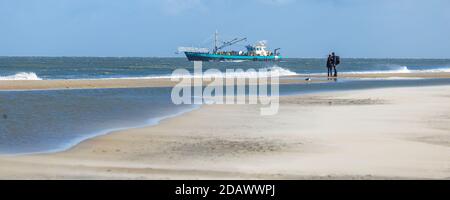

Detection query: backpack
xmin=335 ymin=56 xmax=341 ymax=65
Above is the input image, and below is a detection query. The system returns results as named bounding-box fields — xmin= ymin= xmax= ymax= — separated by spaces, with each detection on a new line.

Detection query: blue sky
xmin=1 ymin=0 xmax=449 ymax=58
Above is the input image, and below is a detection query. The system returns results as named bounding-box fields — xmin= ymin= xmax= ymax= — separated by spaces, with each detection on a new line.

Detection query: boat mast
xmin=214 ymin=30 xmax=218 ymax=53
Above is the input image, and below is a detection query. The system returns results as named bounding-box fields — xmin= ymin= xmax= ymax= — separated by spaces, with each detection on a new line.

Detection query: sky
xmin=1 ymin=0 xmax=450 ymax=58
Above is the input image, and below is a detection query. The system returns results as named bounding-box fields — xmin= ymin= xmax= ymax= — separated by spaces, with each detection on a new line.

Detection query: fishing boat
xmin=178 ymin=31 xmax=282 ymax=62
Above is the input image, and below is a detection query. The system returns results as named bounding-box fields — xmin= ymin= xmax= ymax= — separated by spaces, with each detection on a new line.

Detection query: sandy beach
xmin=3 ymin=0 xmax=450 ymax=186
xmin=1 ymin=72 xmax=450 ymax=90
xmin=0 ymin=83 xmax=449 ymax=179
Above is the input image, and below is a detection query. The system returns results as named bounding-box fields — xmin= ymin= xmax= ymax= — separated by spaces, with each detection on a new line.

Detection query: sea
xmin=1 ymin=57 xmax=450 ymax=154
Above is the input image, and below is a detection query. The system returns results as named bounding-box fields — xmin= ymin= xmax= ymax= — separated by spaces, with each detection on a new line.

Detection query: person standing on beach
xmin=326 ymin=54 xmax=333 ymax=77
xmin=331 ymin=52 xmax=340 ymax=77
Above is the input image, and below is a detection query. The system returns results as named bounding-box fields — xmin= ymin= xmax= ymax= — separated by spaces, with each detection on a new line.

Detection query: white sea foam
xmin=416 ymin=67 xmax=450 ymax=73
xmin=219 ymin=60 xmax=247 ymax=63
xmin=342 ymin=66 xmax=411 ymax=74
xmin=0 ymin=72 xmax=42 ymax=80
xmin=339 ymin=66 xmax=450 ymax=75
xmin=0 ymin=67 xmax=297 ymax=81
xmin=100 ymin=66 xmax=298 ymax=80
xmin=4 ymin=66 xmax=449 ymax=81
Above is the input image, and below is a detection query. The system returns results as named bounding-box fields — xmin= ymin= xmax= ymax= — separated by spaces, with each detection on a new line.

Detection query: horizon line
xmin=1 ymin=55 xmax=450 ymax=60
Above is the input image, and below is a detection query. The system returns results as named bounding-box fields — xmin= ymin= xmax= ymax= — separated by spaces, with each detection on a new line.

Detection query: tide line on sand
xmin=0 ymin=72 xmax=449 ymax=91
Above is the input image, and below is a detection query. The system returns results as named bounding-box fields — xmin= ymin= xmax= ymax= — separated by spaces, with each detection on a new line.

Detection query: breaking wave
xmin=199 ymin=66 xmax=298 ymax=78
xmin=101 ymin=66 xmax=298 ymax=79
xmin=0 ymin=67 xmax=297 ymax=81
xmin=0 ymin=72 xmax=42 ymax=80
xmin=3 ymin=66 xmax=448 ymax=81
xmin=342 ymin=66 xmax=450 ymax=74
xmin=343 ymin=66 xmax=411 ymax=74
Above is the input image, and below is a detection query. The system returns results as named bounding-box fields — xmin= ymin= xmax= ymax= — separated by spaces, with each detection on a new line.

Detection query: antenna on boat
xmin=214 ymin=30 xmax=218 ymax=53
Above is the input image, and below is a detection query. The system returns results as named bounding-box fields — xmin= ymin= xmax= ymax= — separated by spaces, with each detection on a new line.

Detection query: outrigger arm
xmin=215 ymin=37 xmax=247 ymax=53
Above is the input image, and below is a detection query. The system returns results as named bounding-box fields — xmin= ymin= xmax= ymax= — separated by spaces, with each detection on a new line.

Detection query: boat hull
xmin=184 ymin=52 xmax=281 ymax=62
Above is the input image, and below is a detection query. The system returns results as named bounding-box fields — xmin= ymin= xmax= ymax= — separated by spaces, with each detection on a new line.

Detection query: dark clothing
xmin=326 ymin=56 xmax=333 ymax=77
xmin=331 ymin=55 xmax=337 ymax=66
xmin=331 ymin=54 xmax=338 ymax=77
xmin=333 ymin=65 xmax=337 ymax=77
xmin=326 ymin=57 xmax=333 ymax=68
xmin=328 ymin=67 xmax=333 ymax=77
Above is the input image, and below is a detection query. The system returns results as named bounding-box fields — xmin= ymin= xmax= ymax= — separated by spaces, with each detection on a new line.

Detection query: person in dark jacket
xmin=326 ymin=54 xmax=333 ymax=77
xmin=331 ymin=52 xmax=338 ymax=77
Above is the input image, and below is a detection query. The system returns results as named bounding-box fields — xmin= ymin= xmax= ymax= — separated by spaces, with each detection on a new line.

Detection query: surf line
xmin=170 ymin=61 xmax=280 ymax=116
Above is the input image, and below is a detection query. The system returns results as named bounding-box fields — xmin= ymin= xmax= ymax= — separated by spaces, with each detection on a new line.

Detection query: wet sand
xmin=308 ymin=72 xmax=450 ymax=79
xmin=0 ymin=77 xmax=324 ymax=91
xmin=1 ymin=72 xmax=449 ymax=90
xmin=0 ymin=85 xmax=449 ymax=179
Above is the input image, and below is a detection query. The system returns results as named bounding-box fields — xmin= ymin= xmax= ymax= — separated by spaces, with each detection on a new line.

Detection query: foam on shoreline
xmin=0 ymin=72 xmax=42 ymax=80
